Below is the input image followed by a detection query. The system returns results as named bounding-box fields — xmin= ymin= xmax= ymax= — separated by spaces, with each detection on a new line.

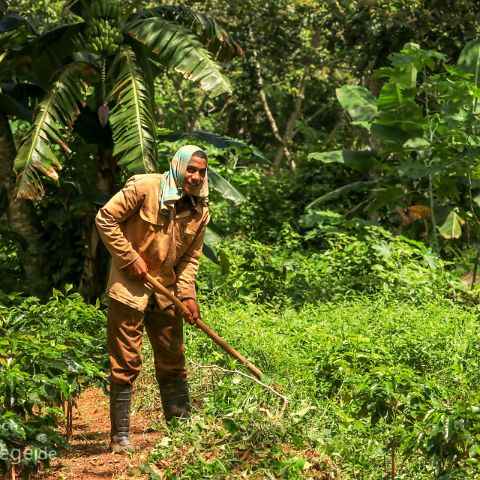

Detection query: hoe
xmin=145 ymin=273 xmax=264 ymax=381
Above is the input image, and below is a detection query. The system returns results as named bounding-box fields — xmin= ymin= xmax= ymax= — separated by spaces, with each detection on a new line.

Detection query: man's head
xmin=183 ymin=150 xmax=208 ymax=195
xmin=159 ymin=145 xmax=209 ymax=212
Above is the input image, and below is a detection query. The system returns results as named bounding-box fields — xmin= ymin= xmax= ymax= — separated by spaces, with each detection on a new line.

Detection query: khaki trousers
xmin=107 ymin=297 xmax=187 ymax=385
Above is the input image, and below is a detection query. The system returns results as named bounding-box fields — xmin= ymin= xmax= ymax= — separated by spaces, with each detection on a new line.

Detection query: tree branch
xmin=273 ymin=72 xmax=308 ymax=170
xmin=248 ymin=27 xmax=291 ymax=166
xmin=173 ymin=78 xmax=192 ymax=132
xmin=191 ymin=94 xmax=209 ymax=131
xmin=303 ymin=104 xmax=328 ymax=125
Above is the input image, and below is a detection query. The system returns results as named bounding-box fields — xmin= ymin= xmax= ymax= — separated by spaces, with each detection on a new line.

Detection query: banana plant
xmin=0 ymin=9 xmax=41 ymax=121
xmin=308 ymin=41 xmax=480 ymax=249
xmin=12 ymin=0 xmax=241 ymax=200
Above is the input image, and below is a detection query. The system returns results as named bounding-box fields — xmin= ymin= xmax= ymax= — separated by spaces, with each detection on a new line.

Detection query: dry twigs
xmin=190 ymin=361 xmax=289 ymax=418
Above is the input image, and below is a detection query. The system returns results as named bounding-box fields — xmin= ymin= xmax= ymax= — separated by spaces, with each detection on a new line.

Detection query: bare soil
xmin=37 ymin=388 xmax=162 ymax=480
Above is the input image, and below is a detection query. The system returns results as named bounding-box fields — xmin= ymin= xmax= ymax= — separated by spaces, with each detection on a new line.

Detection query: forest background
xmin=2 ymin=1 xmax=480 ymax=479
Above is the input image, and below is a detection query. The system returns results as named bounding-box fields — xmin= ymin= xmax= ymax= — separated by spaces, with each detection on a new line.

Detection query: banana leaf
xmin=127 ymin=17 xmax=232 ymax=97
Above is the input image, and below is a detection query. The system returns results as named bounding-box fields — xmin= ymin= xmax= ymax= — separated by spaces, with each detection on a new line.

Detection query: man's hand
xmin=181 ymin=298 xmax=200 ymax=325
xmin=129 ymin=256 xmax=149 ymax=279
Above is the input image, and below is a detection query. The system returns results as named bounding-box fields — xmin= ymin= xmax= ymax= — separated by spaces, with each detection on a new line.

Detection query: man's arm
xmin=175 ymin=214 xmax=209 ymax=323
xmin=95 ymin=178 xmax=143 ymax=270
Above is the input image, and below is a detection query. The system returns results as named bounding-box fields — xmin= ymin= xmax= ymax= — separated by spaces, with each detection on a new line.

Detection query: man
xmin=95 ymin=145 xmax=209 ymax=452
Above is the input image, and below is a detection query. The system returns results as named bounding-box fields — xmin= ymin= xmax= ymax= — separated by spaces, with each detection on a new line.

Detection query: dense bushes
xmin=199 ymin=216 xmax=452 ymax=304
xmin=137 ymin=298 xmax=480 ymax=479
xmin=0 ymin=289 xmax=107 ymax=478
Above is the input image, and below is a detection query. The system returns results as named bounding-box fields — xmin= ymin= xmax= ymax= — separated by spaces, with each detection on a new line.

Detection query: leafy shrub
xmin=207 ymin=160 xmax=339 ymax=243
xmin=0 ymin=288 xmax=108 ymax=477
xmin=136 ymin=298 xmax=480 ymax=479
xmin=199 ymin=217 xmax=450 ymax=304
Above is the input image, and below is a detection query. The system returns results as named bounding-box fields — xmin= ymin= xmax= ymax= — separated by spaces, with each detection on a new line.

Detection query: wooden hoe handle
xmin=145 ymin=273 xmax=264 ymax=380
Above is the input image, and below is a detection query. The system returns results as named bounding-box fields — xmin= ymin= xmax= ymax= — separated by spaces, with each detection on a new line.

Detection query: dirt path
xmin=39 ymin=389 xmax=161 ymax=480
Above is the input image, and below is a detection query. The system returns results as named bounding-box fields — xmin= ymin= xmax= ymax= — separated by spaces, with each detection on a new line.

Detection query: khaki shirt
xmin=95 ymin=174 xmax=210 ymax=312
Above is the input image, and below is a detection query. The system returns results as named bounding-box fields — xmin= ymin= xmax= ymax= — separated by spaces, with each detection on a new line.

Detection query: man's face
xmin=183 ymin=156 xmax=207 ymax=194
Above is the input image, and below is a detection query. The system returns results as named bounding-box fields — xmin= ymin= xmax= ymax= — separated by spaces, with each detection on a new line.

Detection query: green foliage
xmin=0 ymin=222 xmax=24 ymax=304
xmin=206 ymin=160 xmax=337 ymax=244
xmin=109 ymin=44 xmax=157 ymax=173
xmin=438 ymin=210 xmax=465 ymax=240
xmin=6 ymin=0 xmax=64 ymax=34
xmin=0 ymin=288 xmax=107 ymax=475
xmin=312 ymin=41 xmax=480 ymax=249
xmin=127 ymin=15 xmax=232 ymax=98
xmin=134 ymin=298 xmax=480 ymax=479
xmin=11 ymin=1 xmax=237 ymax=199
xmin=199 ymin=216 xmax=450 ymax=304
xmin=14 ymin=62 xmax=91 ymax=199
xmin=336 ymin=85 xmax=378 ymax=130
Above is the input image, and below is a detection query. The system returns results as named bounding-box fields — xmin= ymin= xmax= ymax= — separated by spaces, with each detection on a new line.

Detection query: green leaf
xmin=0 ymin=13 xmax=36 ymax=34
xmin=0 ymin=82 xmax=43 ymax=121
xmin=130 ymin=6 xmax=242 ymax=61
xmin=438 ymin=210 xmax=464 ymax=239
xmin=202 ymin=226 xmax=221 ymax=264
xmin=222 ymin=418 xmax=238 ymax=433
xmin=308 ymin=150 xmax=377 ymax=172
xmin=157 ymin=436 xmax=172 ymax=447
xmin=202 ymin=242 xmax=219 ymax=264
xmin=457 ymin=39 xmax=480 ymax=86
xmin=336 ymin=85 xmax=377 ymax=130
xmin=13 ymin=62 xmax=92 ymax=200
xmin=364 ymin=186 xmax=404 ymax=211
xmin=473 ymin=193 xmax=480 ymax=208
xmin=160 ymin=130 xmax=256 ymax=152
xmin=208 ymin=168 xmax=246 ymax=205
xmin=204 ymin=227 xmax=222 ymax=245
xmin=377 ymin=83 xmax=410 ymax=109
xmin=403 ymin=137 xmax=430 ymax=149
xmin=373 ymin=83 xmax=425 ymax=140
xmin=0 ymin=92 xmax=32 ymax=121
xmin=127 ymin=17 xmax=232 ymax=97
xmin=159 ymin=130 xmax=268 ymax=163
xmin=370 ymin=124 xmax=412 ymax=145
xmin=375 ymin=58 xmax=417 ymax=89
xmin=11 ymin=24 xmax=84 ymax=89
xmin=306 ymin=180 xmax=380 ymax=209
xmin=109 ymin=45 xmax=157 ymax=173
xmin=0 ymin=13 xmax=37 ymax=53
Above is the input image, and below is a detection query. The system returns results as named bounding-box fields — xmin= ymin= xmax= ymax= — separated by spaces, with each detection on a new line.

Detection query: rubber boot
xmin=159 ymin=379 xmax=191 ymax=422
xmin=109 ymin=382 xmax=133 ymax=453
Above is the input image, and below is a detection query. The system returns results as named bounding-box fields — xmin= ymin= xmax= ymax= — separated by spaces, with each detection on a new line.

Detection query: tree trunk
xmin=0 ymin=113 xmax=47 ymax=297
xmin=248 ymin=27 xmax=292 ymax=169
xmin=250 ymin=29 xmax=320 ymax=172
xmin=272 ymin=73 xmax=307 ymax=171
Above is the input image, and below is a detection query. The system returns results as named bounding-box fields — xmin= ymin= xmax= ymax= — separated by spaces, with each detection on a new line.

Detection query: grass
xmin=134 ymin=297 xmax=480 ymax=479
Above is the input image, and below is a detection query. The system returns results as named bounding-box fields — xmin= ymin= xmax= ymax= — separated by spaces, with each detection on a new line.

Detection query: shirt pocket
xmin=139 ymin=207 xmax=167 ymax=227
xmin=176 ymin=220 xmax=198 ymax=254
xmin=138 ymin=208 xmax=170 ymax=263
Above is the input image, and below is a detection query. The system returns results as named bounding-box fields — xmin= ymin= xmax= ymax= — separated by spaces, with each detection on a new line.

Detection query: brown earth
xmin=37 ymin=388 xmax=163 ymax=480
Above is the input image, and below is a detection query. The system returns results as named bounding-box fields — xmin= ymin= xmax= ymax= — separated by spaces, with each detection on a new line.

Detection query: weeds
xmin=136 ymin=298 xmax=480 ymax=479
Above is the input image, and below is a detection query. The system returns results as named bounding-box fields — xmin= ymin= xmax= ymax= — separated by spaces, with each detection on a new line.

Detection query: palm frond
xmin=108 ymin=44 xmax=157 ymax=173
xmin=14 ymin=62 xmax=93 ymax=200
xmin=126 ymin=17 xmax=232 ymax=98
xmin=129 ymin=6 xmax=242 ymax=61
xmin=10 ymin=24 xmax=84 ymax=89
